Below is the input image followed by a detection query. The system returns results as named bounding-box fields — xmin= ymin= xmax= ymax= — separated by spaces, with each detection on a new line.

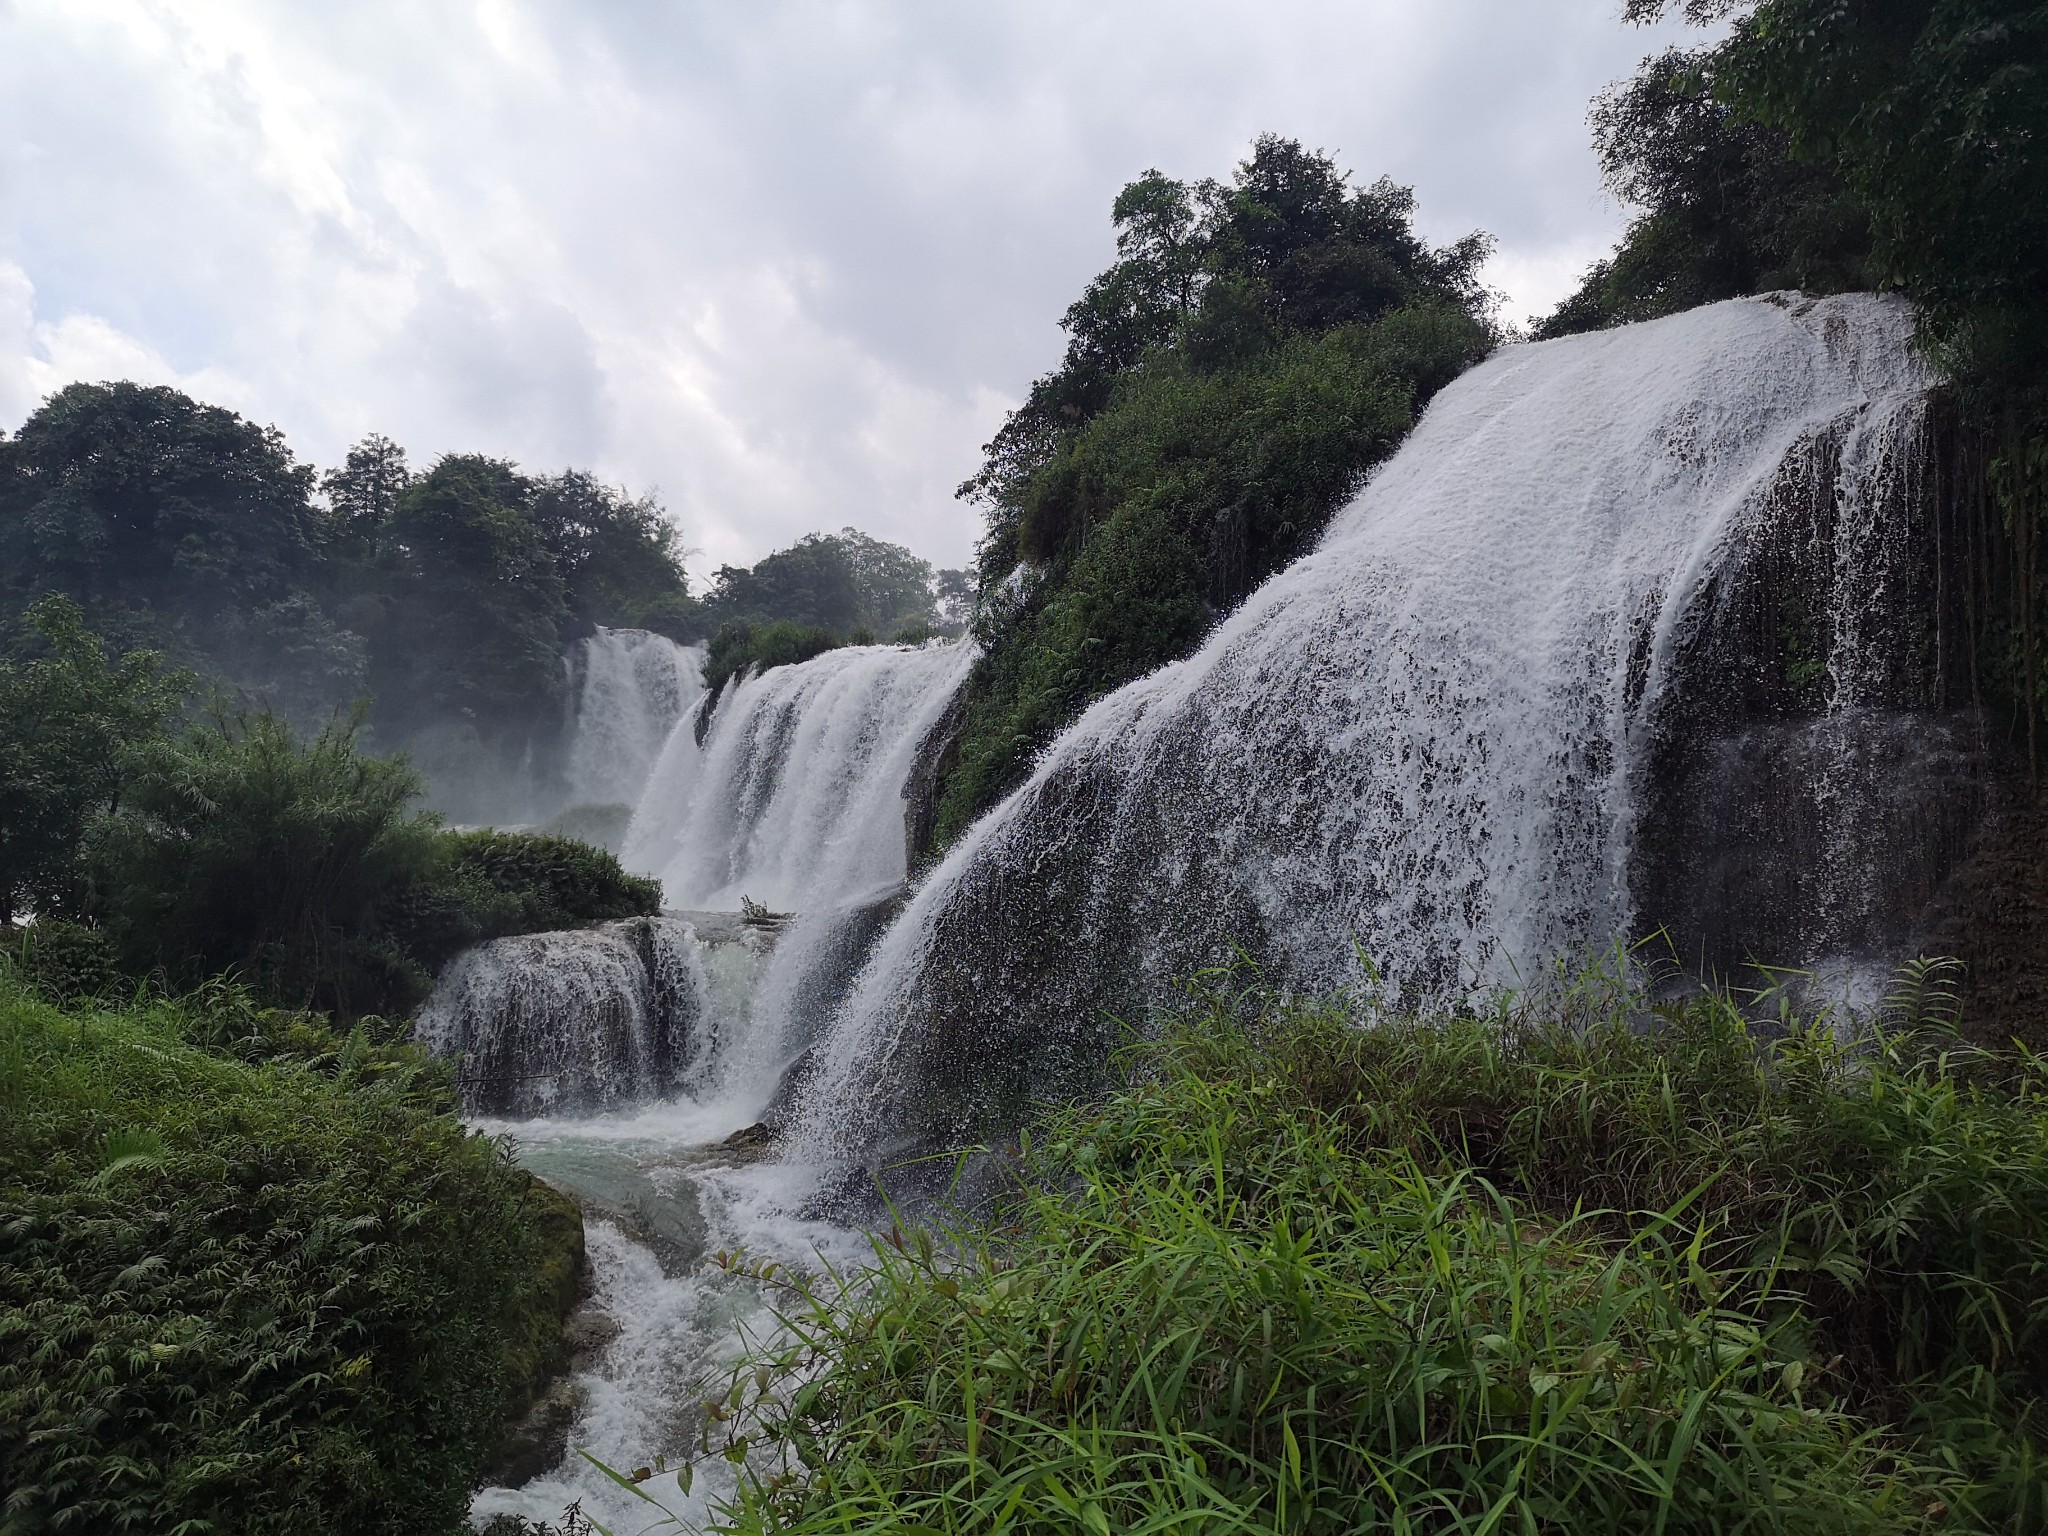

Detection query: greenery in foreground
xmin=0 ymin=967 xmax=582 ymax=1536
xmin=584 ymin=965 xmax=2045 ymax=1534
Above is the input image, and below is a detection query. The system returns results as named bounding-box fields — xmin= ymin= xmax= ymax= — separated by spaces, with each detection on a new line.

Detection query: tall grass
xmin=592 ymin=961 xmax=2045 ymax=1535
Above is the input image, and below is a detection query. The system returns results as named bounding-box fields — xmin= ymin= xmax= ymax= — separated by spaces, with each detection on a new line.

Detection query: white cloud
xmin=0 ymin=0 xmax=1696 ymax=568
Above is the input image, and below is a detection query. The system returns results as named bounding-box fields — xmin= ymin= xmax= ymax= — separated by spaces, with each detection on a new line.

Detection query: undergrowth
xmin=0 ymin=966 xmax=573 ymax=1535
xmin=595 ymin=960 xmax=2044 ymax=1535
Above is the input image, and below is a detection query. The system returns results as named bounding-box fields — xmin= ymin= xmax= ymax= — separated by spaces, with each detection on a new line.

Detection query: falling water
xmin=561 ymin=628 xmax=706 ymax=811
xmin=444 ymin=292 xmax=1960 ymax=1524
xmin=622 ymin=640 xmax=977 ymax=1099
xmin=791 ymin=293 xmax=1943 ymax=1158
xmin=433 ymin=639 xmax=974 ymax=1528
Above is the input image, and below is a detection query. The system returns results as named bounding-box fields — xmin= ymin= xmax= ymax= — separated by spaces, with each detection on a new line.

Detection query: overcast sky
xmin=0 ymin=1 xmax=1698 ymax=572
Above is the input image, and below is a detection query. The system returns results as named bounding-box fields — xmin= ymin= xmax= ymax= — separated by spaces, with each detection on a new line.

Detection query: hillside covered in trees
xmin=923 ymin=135 xmax=1498 ymax=849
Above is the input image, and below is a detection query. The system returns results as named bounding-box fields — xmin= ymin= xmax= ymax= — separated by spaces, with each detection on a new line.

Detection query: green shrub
xmin=1 ymin=919 xmax=122 ymax=1003
xmin=83 ymin=707 xmax=443 ymax=1015
xmin=702 ymin=619 xmax=844 ymax=701
xmin=0 ymin=972 xmax=576 ymax=1536
xmin=383 ymin=827 xmax=664 ymax=973
xmin=77 ymin=709 xmax=659 ymax=1018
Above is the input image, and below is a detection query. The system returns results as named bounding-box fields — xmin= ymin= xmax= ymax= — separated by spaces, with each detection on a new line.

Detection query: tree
xmin=698 ymin=528 xmax=937 ymax=637
xmin=528 ymin=468 xmax=693 ymax=635
xmin=0 ymin=596 xmax=189 ymax=925
xmin=1534 ymin=41 xmax=1872 ymax=337
xmin=84 ymin=709 xmax=439 ymax=1012
xmin=1709 ymin=0 xmax=2048 ymax=396
xmin=321 ymin=432 xmax=414 ymax=547
xmin=929 ymin=138 xmax=1496 ymax=851
xmin=0 ymin=383 xmax=325 ymax=662
xmin=368 ymin=455 xmax=569 ymax=743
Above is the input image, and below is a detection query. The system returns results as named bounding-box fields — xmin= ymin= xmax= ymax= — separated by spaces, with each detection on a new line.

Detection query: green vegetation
xmin=929 ymin=137 xmax=1495 ymax=849
xmin=696 ymin=527 xmax=963 ymax=641
xmin=0 ymin=968 xmax=581 ymax=1536
xmin=0 ymin=595 xmax=189 ymax=927
xmin=640 ymin=966 xmax=2041 ymax=1534
xmin=702 ymin=619 xmax=849 ymax=702
xmin=2 ymin=595 xmax=657 ymax=1018
xmin=692 ymin=529 xmax=972 ymax=703
xmin=0 ymin=397 xmax=964 ymax=804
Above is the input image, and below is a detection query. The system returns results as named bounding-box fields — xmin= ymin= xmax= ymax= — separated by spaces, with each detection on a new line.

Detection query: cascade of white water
xmin=619 ymin=640 xmax=977 ymax=1100
xmin=791 ymin=293 xmax=1937 ymax=1158
xmin=562 ymin=628 xmax=706 ymax=810
xmin=626 ymin=642 xmax=972 ymax=909
xmin=413 ymin=916 xmax=764 ymax=1116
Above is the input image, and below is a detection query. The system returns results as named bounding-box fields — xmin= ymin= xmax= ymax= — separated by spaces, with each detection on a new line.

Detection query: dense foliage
xmin=641 ymin=967 xmax=2043 ymax=1534
xmin=928 ymin=137 xmax=1495 ymax=849
xmin=0 ymin=606 xmax=658 ymax=1017
xmin=0 ymin=391 xmax=693 ymax=761
xmin=695 ymin=527 xmax=962 ymax=642
xmin=0 ymin=972 xmax=581 ymax=1536
xmin=0 ymin=383 xmax=350 ymax=719
xmin=76 ymin=709 xmax=658 ymax=1017
xmin=0 ymin=595 xmax=188 ymax=926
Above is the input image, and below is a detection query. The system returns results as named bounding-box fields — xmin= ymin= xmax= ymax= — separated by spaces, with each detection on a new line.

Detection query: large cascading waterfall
xmin=560 ymin=627 xmax=706 ymax=813
xmin=791 ymin=293 xmax=1956 ymax=1160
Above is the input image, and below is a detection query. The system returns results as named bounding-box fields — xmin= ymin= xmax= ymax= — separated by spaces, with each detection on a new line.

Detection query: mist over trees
xmin=0 ymin=383 xmax=961 ymax=815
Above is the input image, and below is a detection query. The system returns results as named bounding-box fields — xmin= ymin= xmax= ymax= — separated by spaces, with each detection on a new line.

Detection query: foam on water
xmin=467 ymin=1116 xmax=871 ymax=1533
xmin=790 ymin=293 xmax=1937 ymax=1157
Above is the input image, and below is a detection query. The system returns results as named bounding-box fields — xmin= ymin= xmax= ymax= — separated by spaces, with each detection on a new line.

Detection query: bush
xmin=702 ymin=619 xmax=844 ymax=701
xmin=84 ymin=708 xmax=442 ymax=1014
xmin=79 ymin=709 xmax=660 ymax=1017
xmin=383 ymin=827 xmax=664 ymax=973
xmin=649 ymin=966 xmax=2044 ymax=1534
xmin=0 ymin=971 xmax=578 ymax=1536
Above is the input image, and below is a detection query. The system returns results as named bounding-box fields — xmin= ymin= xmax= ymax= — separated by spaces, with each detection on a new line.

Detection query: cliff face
xmin=1919 ymin=781 xmax=2048 ymax=1051
xmin=1633 ymin=385 xmax=2048 ymax=1031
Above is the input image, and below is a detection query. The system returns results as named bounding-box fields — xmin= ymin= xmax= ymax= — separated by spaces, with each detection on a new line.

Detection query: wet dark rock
xmin=719 ymin=1121 xmax=780 ymax=1158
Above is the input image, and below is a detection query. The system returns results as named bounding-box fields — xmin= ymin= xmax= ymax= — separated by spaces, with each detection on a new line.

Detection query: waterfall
xmin=621 ymin=639 xmax=978 ymax=1101
xmin=423 ymin=639 xmax=974 ymax=1119
xmin=791 ymin=293 xmax=1948 ymax=1157
xmin=561 ymin=628 xmax=705 ymax=812
xmin=413 ymin=915 xmax=769 ymax=1117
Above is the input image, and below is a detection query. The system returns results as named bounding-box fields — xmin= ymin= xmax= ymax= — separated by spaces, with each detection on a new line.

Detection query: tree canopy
xmin=926 ymin=136 xmax=1496 ymax=851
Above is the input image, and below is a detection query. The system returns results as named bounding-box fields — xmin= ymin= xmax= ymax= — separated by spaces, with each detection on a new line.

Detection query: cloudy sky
xmin=0 ymin=1 xmax=1698 ymax=571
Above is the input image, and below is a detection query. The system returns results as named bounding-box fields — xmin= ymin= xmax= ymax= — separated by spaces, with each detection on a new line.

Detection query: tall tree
xmin=0 ymin=383 xmax=326 ymax=665
xmin=0 ymin=595 xmax=189 ymax=925
xmin=369 ymin=455 xmax=568 ymax=742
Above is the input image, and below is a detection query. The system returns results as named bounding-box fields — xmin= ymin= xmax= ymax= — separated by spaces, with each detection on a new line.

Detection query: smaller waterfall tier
xmin=415 ymin=914 xmax=770 ymax=1117
xmin=562 ymin=629 xmax=706 ymax=812
xmin=625 ymin=641 xmax=974 ymax=914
